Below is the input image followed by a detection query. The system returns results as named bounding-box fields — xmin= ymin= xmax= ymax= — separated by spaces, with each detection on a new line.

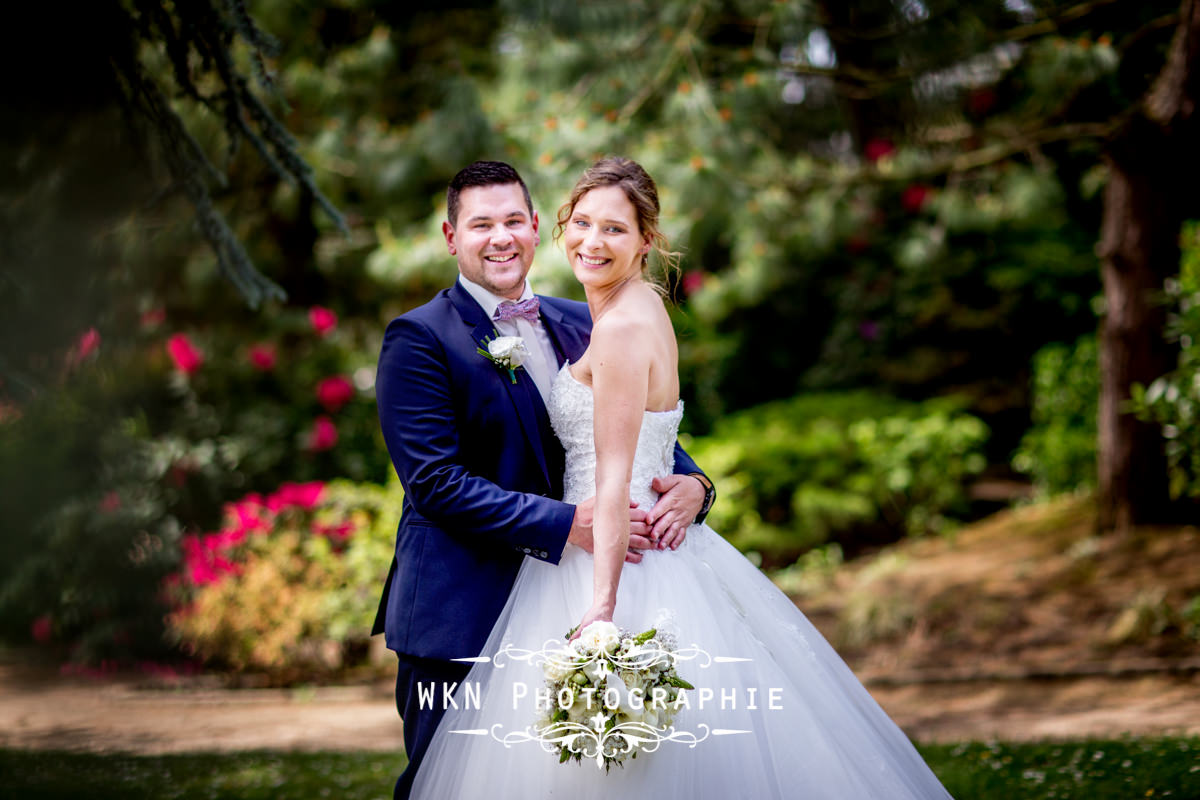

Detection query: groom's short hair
xmin=447 ymin=161 xmax=533 ymax=227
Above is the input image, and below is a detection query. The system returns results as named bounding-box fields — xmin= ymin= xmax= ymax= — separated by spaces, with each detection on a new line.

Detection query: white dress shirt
xmin=457 ymin=274 xmax=560 ymax=404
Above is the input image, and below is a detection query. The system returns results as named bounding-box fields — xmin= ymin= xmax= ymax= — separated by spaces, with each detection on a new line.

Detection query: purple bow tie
xmin=493 ymin=297 xmax=541 ymax=323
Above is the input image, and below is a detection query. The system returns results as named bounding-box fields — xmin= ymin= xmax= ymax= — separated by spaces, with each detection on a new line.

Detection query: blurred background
xmin=1 ymin=0 xmax=1198 ymax=693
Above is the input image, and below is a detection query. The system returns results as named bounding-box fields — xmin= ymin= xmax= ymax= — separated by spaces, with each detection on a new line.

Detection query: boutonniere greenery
xmin=478 ymin=335 xmax=529 ymax=384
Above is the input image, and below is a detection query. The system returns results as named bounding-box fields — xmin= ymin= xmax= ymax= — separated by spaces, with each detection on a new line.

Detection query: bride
xmin=411 ymin=158 xmax=954 ymax=799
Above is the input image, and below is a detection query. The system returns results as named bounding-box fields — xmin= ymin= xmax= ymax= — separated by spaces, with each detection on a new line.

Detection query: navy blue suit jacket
xmin=372 ymin=281 xmax=701 ymax=661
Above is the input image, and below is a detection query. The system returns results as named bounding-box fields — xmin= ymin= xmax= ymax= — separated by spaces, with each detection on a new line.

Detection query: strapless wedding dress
xmin=411 ymin=365 xmax=953 ymax=799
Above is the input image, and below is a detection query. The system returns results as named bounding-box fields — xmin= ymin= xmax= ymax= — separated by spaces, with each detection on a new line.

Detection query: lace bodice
xmin=548 ymin=364 xmax=682 ymax=510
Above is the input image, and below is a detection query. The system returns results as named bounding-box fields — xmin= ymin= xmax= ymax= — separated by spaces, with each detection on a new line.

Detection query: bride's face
xmin=563 ymin=185 xmax=649 ymax=290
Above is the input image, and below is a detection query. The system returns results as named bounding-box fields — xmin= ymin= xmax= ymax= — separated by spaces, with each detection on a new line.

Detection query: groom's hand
xmin=567 ymin=497 xmax=654 ymax=563
xmin=647 ymin=475 xmax=705 ymax=550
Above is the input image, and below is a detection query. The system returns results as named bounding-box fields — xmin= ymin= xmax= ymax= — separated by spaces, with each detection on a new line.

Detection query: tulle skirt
xmin=411 ymin=525 xmax=953 ymax=799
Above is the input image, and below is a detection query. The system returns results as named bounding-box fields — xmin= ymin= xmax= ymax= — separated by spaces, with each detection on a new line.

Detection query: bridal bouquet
xmin=536 ymin=620 xmax=694 ymax=771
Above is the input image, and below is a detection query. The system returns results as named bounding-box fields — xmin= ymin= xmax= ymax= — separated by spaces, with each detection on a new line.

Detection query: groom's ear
xmin=531 ymin=210 xmax=540 ymax=247
xmin=442 ymin=220 xmax=457 ymax=255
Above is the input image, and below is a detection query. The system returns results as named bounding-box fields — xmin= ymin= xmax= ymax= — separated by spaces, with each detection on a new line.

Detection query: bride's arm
xmin=577 ymin=316 xmax=651 ymax=628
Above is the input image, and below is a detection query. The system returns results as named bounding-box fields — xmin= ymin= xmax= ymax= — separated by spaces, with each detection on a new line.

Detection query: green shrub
xmin=166 ymin=478 xmax=398 ymax=678
xmin=1132 ymin=220 xmax=1200 ymax=501
xmin=1012 ymin=335 xmax=1098 ymax=495
xmin=686 ymin=391 xmax=988 ymax=565
xmin=0 ymin=380 xmax=183 ymax=661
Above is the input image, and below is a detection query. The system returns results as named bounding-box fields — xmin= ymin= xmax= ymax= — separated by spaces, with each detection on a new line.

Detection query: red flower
xmin=31 ymin=615 xmax=53 ymax=644
xmin=99 ymin=492 xmax=121 ymax=512
xmin=70 ymin=328 xmax=101 ymax=366
xmin=864 ymin=138 xmax=896 ymax=163
xmin=846 ymin=233 xmax=871 ymax=255
xmin=169 ymin=464 xmax=190 ymax=487
xmin=681 ymin=271 xmax=706 ymax=296
xmin=307 ymin=416 xmax=339 ymax=451
xmin=65 ymin=328 xmax=101 ymax=370
xmin=248 ymin=343 xmax=277 ymax=371
xmin=313 ymin=521 xmax=354 ymax=541
xmin=166 ymin=334 xmax=204 ymax=375
xmin=901 ymin=184 xmax=931 ymax=213
xmin=316 ymin=375 xmax=355 ymax=412
xmin=308 ymin=306 xmax=338 ymax=336
xmin=269 ymin=482 xmax=326 ymax=511
xmin=140 ymin=308 xmax=167 ymax=329
xmin=181 ymin=533 xmax=241 ymax=587
xmin=226 ymin=500 xmax=269 ymax=535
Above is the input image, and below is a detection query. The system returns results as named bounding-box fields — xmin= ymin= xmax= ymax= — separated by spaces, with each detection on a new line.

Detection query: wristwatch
xmin=688 ymin=472 xmax=716 ymax=525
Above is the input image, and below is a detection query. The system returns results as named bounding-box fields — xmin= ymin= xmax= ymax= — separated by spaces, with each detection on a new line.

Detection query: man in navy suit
xmin=372 ymin=161 xmax=711 ymax=798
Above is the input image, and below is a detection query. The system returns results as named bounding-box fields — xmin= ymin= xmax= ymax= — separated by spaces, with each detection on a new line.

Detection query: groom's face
xmin=443 ymin=183 xmax=540 ymax=300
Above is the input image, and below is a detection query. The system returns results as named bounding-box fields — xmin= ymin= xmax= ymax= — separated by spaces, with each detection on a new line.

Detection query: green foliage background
xmin=1 ymin=0 xmax=1196 ymax=666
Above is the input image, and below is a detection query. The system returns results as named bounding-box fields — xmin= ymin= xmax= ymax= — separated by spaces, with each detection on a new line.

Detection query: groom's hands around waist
xmin=645 ymin=475 xmax=706 ymax=551
xmin=566 ymin=497 xmax=654 ymax=563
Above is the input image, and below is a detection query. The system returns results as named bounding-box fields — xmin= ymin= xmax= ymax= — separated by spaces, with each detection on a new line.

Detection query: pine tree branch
xmin=238 ymin=80 xmax=348 ymax=233
xmin=218 ymin=0 xmax=287 ymax=107
xmin=616 ymin=2 xmax=708 ymax=125
xmin=134 ymin=0 xmax=204 ymax=102
xmin=775 ymin=0 xmax=1130 ymax=95
xmin=1144 ymin=0 xmax=1200 ymax=128
xmin=136 ymin=71 xmax=284 ymax=307
xmin=104 ymin=0 xmax=349 ymax=306
xmin=776 ymin=120 xmax=1115 ymax=194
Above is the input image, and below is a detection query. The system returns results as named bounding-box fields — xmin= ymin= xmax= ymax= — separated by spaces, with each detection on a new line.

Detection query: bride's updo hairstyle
xmin=554 ymin=157 xmax=680 ymax=283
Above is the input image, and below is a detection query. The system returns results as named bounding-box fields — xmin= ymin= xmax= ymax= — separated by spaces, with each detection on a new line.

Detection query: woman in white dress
xmin=411 ymin=158 xmax=954 ymax=799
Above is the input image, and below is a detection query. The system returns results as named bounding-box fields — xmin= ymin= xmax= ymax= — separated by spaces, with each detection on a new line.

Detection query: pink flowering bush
xmin=1 ymin=301 xmax=388 ymax=665
xmin=167 ymin=478 xmax=399 ymax=677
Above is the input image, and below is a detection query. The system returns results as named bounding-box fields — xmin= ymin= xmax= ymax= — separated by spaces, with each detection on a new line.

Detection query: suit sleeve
xmin=672 ymin=441 xmax=703 ymax=480
xmin=376 ymin=315 xmax=573 ymax=562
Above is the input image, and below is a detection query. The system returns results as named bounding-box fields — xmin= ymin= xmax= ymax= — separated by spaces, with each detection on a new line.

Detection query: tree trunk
xmin=1096 ymin=139 xmax=1178 ymax=530
xmin=1096 ymin=0 xmax=1200 ymax=530
xmin=816 ymin=0 xmax=909 ymax=152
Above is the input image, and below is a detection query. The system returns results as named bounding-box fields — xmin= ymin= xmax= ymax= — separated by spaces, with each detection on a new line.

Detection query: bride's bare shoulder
xmin=592 ymin=282 xmax=669 ymax=339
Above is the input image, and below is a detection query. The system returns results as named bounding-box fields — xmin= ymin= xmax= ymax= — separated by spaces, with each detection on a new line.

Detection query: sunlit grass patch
xmin=0 ymin=750 xmax=403 ymax=800
xmin=921 ymin=737 xmax=1200 ymax=799
xmin=2 ymin=738 xmax=1198 ymax=799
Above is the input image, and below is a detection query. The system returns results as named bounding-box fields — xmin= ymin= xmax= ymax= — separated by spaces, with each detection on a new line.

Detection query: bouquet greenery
xmin=536 ymin=621 xmax=694 ymax=771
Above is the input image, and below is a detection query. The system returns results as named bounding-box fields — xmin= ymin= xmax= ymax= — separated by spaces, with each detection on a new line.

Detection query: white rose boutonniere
xmin=477 ymin=335 xmax=529 ymax=383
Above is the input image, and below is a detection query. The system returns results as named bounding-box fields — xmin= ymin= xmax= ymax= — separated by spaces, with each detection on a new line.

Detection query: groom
xmin=372 ymin=160 xmax=712 ymax=799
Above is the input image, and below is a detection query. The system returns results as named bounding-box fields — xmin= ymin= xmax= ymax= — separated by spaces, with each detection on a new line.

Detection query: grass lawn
xmin=1 ymin=738 xmax=1197 ymax=799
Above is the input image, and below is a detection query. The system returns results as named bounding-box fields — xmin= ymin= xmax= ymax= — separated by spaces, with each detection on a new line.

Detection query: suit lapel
xmin=450 ymin=284 xmax=554 ymax=489
xmin=538 ymin=296 xmax=589 ymax=366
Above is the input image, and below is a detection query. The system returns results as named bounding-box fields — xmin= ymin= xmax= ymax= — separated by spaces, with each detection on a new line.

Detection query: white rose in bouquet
xmin=619 ymin=669 xmax=646 ymax=692
xmin=578 ymin=620 xmax=621 ymax=653
xmin=543 ymin=650 xmax=574 ymax=682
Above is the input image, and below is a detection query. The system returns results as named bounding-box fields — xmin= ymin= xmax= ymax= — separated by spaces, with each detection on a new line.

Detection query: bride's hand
xmin=569 ymin=604 xmax=615 ymax=641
